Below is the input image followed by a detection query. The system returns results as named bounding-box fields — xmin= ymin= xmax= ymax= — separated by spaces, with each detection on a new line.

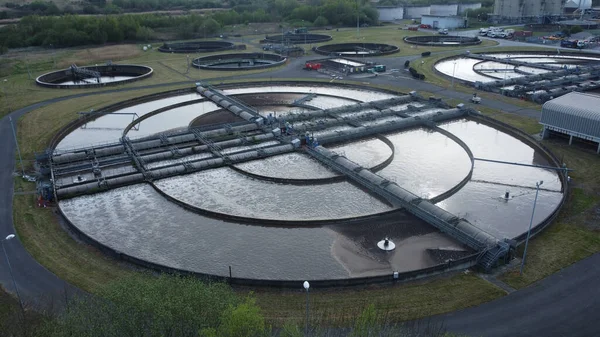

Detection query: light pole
xmin=520 ymin=180 xmax=543 ymax=275
xmin=2 ymin=234 xmax=24 ymax=314
xmin=451 ymin=60 xmax=457 ymax=88
xmin=303 ymin=281 xmax=310 ymax=336
xmin=356 ymin=0 xmax=360 ymax=39
xmin=9 ymin=117 xmax=25 ymax=177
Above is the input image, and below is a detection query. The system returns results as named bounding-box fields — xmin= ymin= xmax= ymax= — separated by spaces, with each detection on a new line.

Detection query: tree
xmin=135 ymin=26 xmax=154 ymax=41
xmin=313 ymin=15 xmax=329 ymax=27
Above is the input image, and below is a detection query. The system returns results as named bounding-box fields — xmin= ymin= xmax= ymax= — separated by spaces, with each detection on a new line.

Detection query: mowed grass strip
xmin=250 ymin=273 xmax=504 ymax=326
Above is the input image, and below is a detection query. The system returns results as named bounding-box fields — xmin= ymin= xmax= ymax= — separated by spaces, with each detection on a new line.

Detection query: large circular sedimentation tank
xmin=434 ymin=51 xmax=600 ymax=102
xmin=158 ymin=41 xmax=236 ymax=53
xmin=53 ymin=82 xmax=565 ymax=285
xmin=313 ymin=43 xmax=399 ymax=56
xmin=263 ymin=33 xmax=332 ymax=44
xmin=404 ymin=35 xmax=481 ymax=46
xmin=36 ymin=64 xmax=153 ymax=89
xmin=192 ymin=53 xmax=286 ymax=70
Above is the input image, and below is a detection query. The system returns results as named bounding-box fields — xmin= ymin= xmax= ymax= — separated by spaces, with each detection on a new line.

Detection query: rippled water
xmin=154 ymin=167 xmax=392 ymax=221
xmin=60 ymin=184 xmax=466 ymax=280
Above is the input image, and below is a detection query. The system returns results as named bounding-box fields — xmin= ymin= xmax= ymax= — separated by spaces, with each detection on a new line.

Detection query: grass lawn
xmin=250 ymin=273 xmax=504 ymax=326
xmin=0 ymin=24 xmax=499 ymax=118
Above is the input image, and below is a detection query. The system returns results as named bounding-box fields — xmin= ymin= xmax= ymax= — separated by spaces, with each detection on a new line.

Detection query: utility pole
xmin=356 ymin=0 xmax=360 ymax=39
xmin=9 ymin=117 xmax=25 ymax=177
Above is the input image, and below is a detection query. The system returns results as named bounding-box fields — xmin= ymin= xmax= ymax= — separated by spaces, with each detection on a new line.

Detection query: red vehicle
xmin=304 ymin=62 xmax=322 ymax=70
xmin=419 ymin=24 xmax=432 ymax=29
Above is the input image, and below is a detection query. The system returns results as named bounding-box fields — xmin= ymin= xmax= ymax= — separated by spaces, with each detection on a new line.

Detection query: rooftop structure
xmin=540 ymin=92 xmax=600 ymax=153
xmin=492 ymin=0 xmax=563 ymax=23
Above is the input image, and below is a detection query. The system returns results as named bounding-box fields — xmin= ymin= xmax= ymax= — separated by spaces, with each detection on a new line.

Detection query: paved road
xmin=1 ymin=48 xmax=599 ymax=335
xmin=441 ymin=253 xmax=600 ymax=337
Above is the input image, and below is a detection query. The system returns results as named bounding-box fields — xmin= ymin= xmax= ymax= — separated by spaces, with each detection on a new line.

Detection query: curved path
xmin=1 ymin=51 xmax=599 ymax=335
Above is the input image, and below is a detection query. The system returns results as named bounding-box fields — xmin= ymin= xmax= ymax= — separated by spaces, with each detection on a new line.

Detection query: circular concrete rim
xmin=50 ymin=81 xmax=567 ymax=286
xmin=263 ymin=33 xmax=332 ymax=45
xmin=313 ymin=43 xmax=400 ymax=57
xmin=403 ymin=35 xmax=481 ymax=47
xmin=433 ymin=51 xmax=600 ymax=86
xmin=35 ymin=64 xmax=153 ymax=89
xmin=191 ymin=53 xmax=287 ymax=71
xmin=157 ymin=40 xmax=236 ymax=53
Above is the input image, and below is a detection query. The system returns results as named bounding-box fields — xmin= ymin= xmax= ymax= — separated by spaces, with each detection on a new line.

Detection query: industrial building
xmin=430 ymin=4 xmax=458 ymax=16
xmin=404 ymin=5 xmax=430 ymax=19
xmin=540 ymin=92 xmax=600 ymax=153
xmin=492 ymin=0 xmax=563 ymax=23
xmin=376 ymin=6 xmax=404 ymax=21
xmin=421 ymin=15 xmax=467 ymax=29
xmin=377 ymin=3 xmax=481 ymax=21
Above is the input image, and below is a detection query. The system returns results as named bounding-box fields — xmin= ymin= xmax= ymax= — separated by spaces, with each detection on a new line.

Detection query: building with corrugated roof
xmin=540 ymin=92 xmax=600 ymax=153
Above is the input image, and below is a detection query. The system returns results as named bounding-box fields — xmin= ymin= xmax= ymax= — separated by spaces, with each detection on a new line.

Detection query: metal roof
xmin=541 ymin=92 xmax=600 ymax=139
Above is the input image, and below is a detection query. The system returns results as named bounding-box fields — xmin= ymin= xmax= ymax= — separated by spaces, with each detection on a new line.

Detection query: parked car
xmin=479 ymin=28 xmax=489 ymax=35
xmin=487 ymin=30 xmax=506 ymax=38
xmin=438 ymin=29 xmax=448 ymax=35
xmin=419 ymin=24 xmax=432 ymax=29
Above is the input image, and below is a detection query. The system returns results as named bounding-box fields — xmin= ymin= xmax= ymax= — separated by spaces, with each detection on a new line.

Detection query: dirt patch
xmin=57 ymin=45 xmax=142 ymax=68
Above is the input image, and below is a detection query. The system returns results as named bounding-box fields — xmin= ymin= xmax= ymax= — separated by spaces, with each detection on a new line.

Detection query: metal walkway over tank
xmin=468 ymin=54 xmax=562 ymax=71
xmin=304 ymin=145 xmax=510 ymax=270
xmin=68 ymin=64 xmax=101 ymax=82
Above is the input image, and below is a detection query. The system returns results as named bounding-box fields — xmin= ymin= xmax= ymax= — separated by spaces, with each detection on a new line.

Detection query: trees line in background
xmin=0 ymin=0 xmax=223 ymax=19
xmin=0 ymin=0 xmax=379 ymax=51
xmin=1 ymin=274 xmax=462 ymax=337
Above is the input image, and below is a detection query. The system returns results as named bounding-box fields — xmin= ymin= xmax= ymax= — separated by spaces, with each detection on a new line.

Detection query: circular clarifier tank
xmin=192 ymin=53 xmax=286 ymax=70
xmin=158 ymin=40 xmax=236 ymax=53
xmin=313 ymin=43 xmax=399 ymax=56
xmin=36 ymin=64 xmax=153 ymax=89
xmin=403 ymin=35 xmax=482 ymax=46
xmin=263 ymin=33 xmax=332 ymax=44
xmin=52 ymin=82 xmax=565 ymax=284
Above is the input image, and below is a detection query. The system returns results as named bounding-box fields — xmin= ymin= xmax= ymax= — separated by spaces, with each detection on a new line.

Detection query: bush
xmin=42 ymin=275 xmax=240 ymax=337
